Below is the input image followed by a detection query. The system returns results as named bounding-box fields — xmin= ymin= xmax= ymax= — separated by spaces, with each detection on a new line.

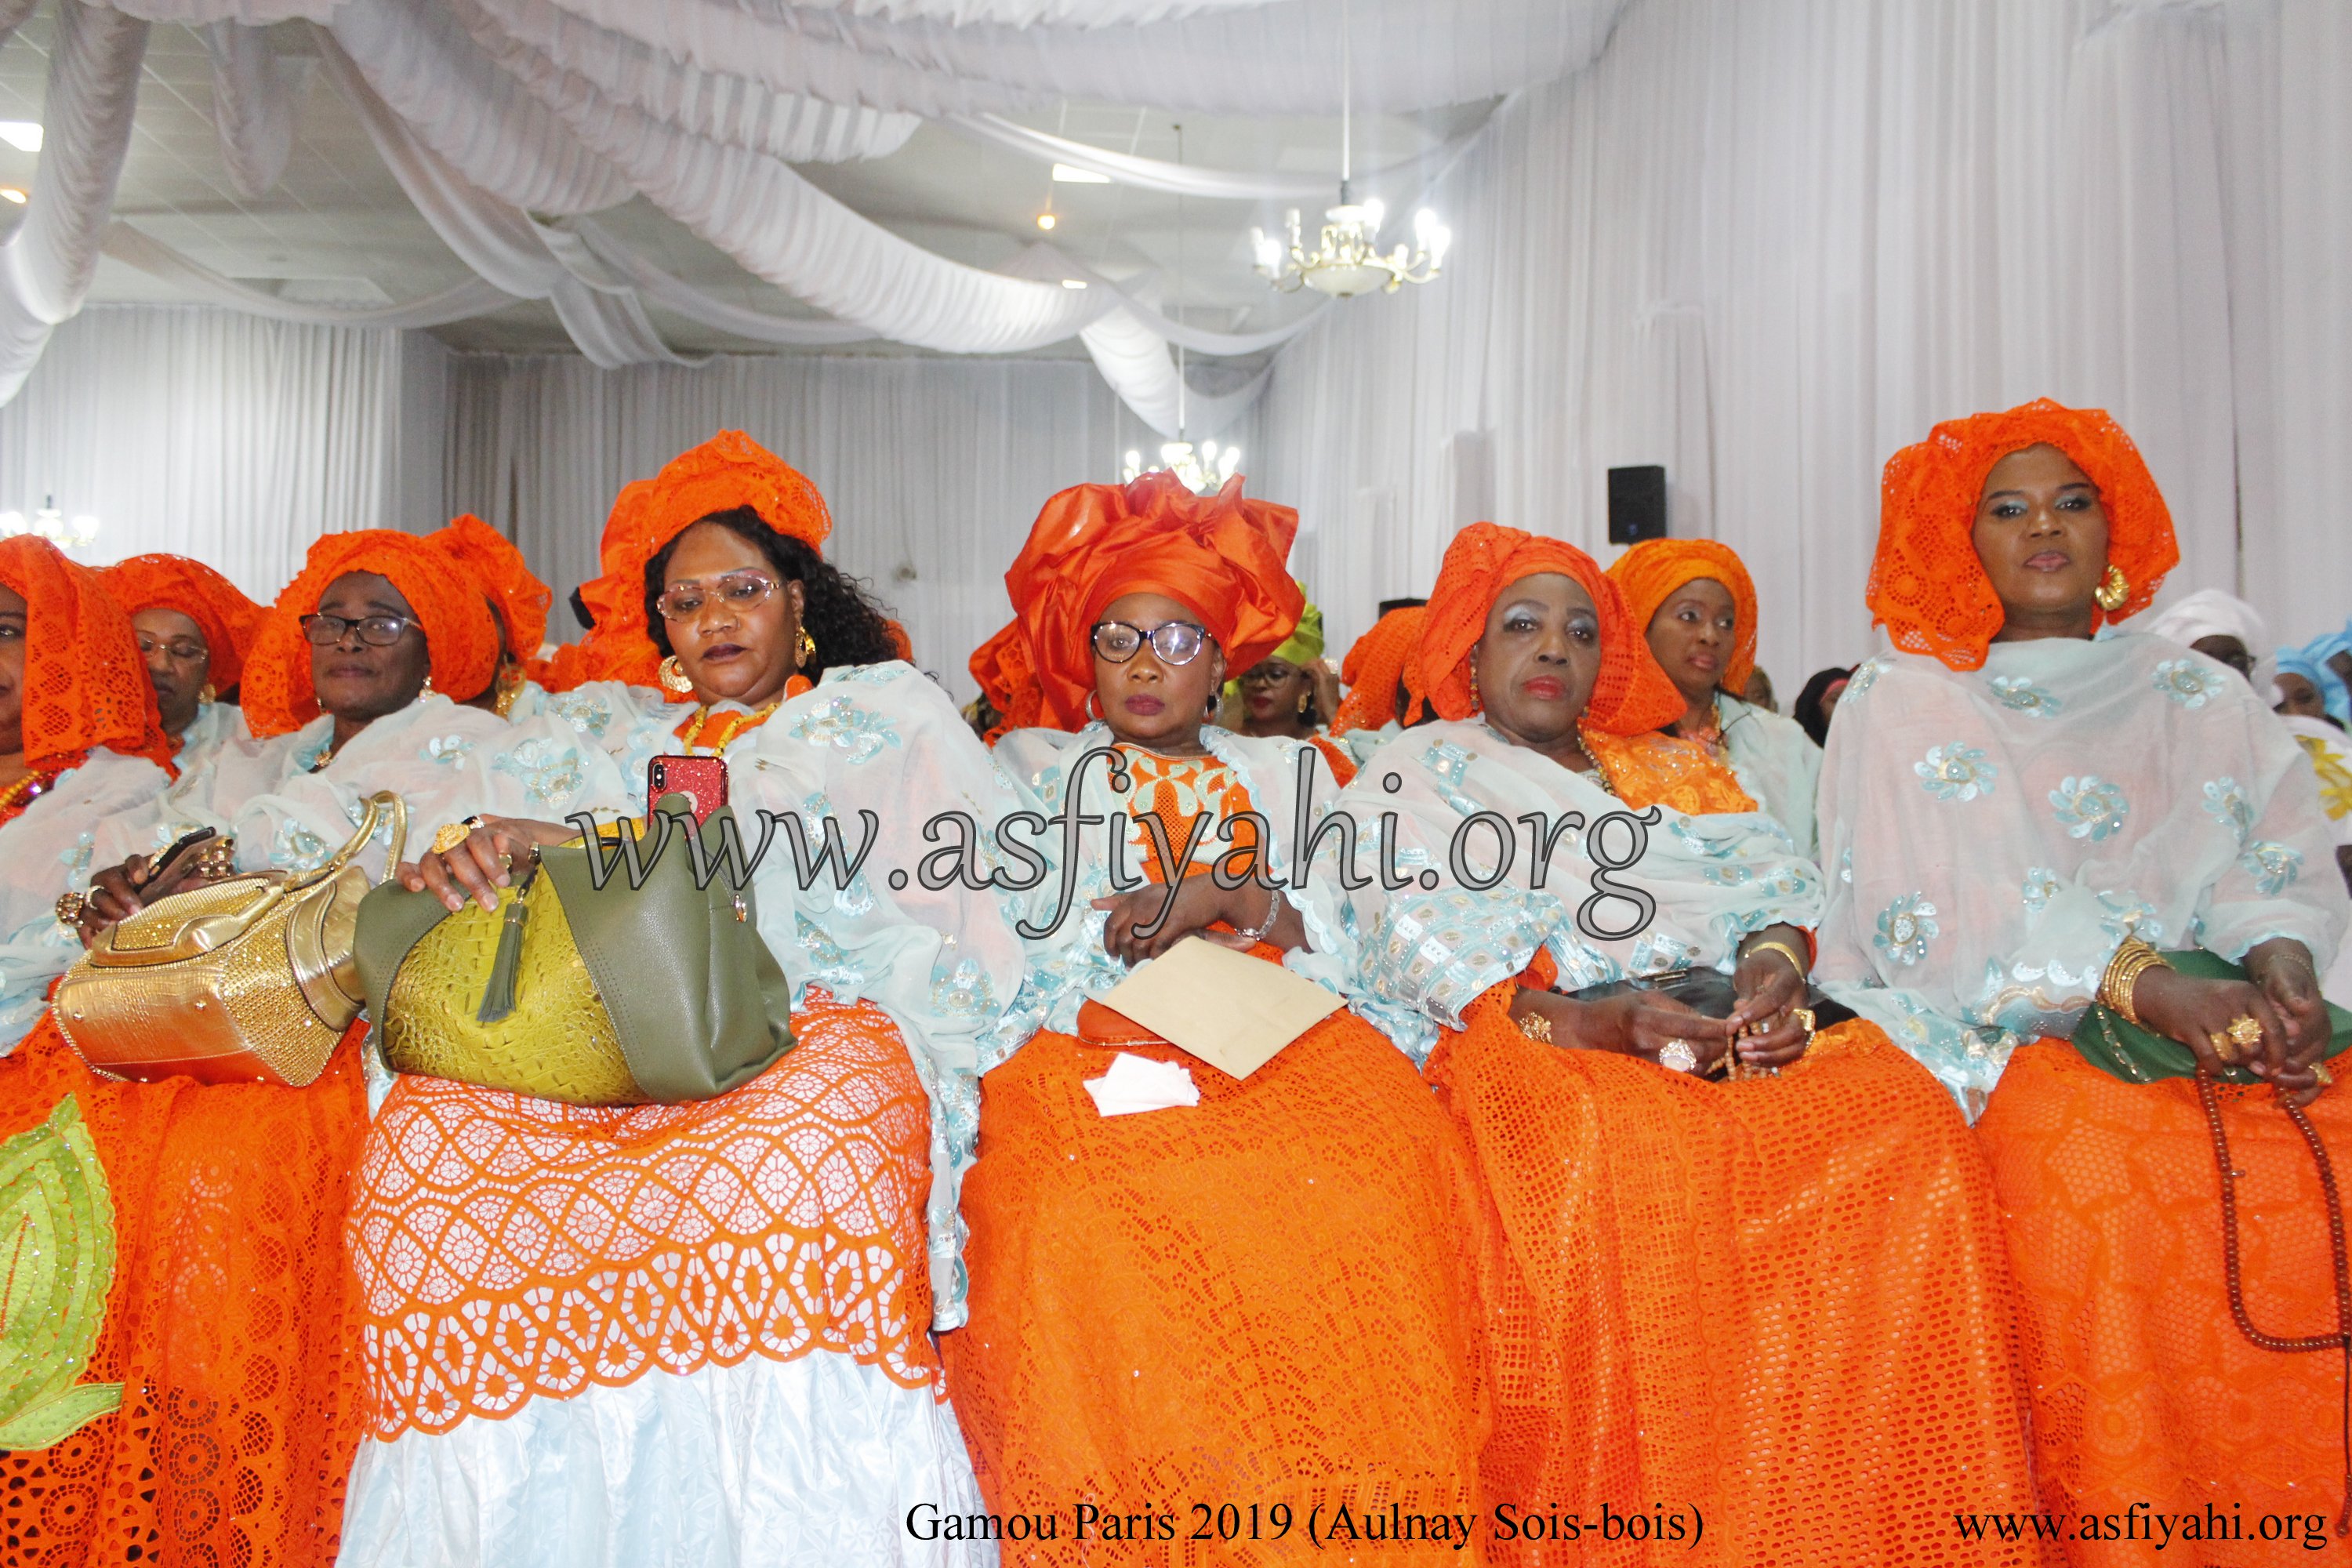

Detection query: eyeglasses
xmin=1091 ymin=619 xmax=1209 ymax=666
xmin=656 ymin=572 xmax=778 ymax=622
xmin=299 ymin=612 xmax=416 ymax=648
xmin=136 ymin=636 xmax=208 ymax=663
xmin=1237 ymin=659 xmax=1298 ymax=688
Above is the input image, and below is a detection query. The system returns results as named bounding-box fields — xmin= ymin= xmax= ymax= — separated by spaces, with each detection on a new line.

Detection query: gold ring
xmin=1658 ymin=1039 xmax=1700 ymax=1074
xmin=2315 ymin=1062 xmax=2336 ymax=1087
xmin=2226 ymin=1014 xmax=2264 ymax=1050
xmin=2209 ymin=1029 xmax=2241 ymax=1065
xmin=428 ymin=816 xmax=485 ymax=857
xmin=53 ymin=891 xmax=85 ymax=927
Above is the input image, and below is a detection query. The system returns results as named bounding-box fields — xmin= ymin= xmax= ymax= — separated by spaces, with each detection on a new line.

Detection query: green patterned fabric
xmin=0 ymin=1095 xmax=122 ymax=1450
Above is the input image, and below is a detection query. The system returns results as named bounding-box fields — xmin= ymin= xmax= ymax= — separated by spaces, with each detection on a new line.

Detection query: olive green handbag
xmin=2071 ymin=947 xmax=2352 ymax=1086
xmin=353 ymin=795 xmax=795 ymax=1105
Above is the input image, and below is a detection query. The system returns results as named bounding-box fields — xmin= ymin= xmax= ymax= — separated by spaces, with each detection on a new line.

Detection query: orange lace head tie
xmin=0 ymin=536 xmax=172 ymax=774
xmin=1334 ymin=604 xmax=1429 ymax=733
xmin=241 ymin=530 xmax=502 ymax=738
xmin=1872 ymin=397 xmax=2179 ymax=670
xmin=99 ymin=553 xmax=266 ymax=694
xmin=1421 ymin=522 xmax=1688 ymax=736
xmin=572 ymin=431 xmax=833 ymax=691
xmin=968 ymin=618 xmax=1045 ymax=743
xmin=1605 ymin=538 xmax=1759 ymax=695
xmin=1003 ymin=470 xmax=1303 ymax=731
xmin=428 ymin=514 xmax=551 ymax=666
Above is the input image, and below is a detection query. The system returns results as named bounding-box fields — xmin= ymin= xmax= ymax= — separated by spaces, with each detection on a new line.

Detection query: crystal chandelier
xmin=1125 ymin=126 xmax=1241 ymax=496
xmin=1250 ymin=0 xmax=1450 ymax=299
xmin=0 ymin=495 xmax=99 ymax=551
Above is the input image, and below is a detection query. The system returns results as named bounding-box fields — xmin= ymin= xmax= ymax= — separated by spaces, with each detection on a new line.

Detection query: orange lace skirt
xmin=942 ymin=1007 xmax=1489 ymax=1566
xmin=0 ymin=1012 xmax=371 ymax=1568
xmin=1978 ymin=1040 xmax=2352 ymax=1565
xmin=1428 ymin=991 xmax=2041 ymax=1566
xmin=346 ymin=989 xmax=939 ymax=1437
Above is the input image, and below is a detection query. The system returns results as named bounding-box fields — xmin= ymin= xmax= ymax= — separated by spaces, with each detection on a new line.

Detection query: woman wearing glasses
xmin=346 ymin=434 xmax=1022 ymax=1567
xmin=99 ymin=551 xmax=263 ymax=772
xmin=942 ymin=473 xmax=1485 ymax=1552
xmin=16 ymin=529 xmax=621 ymax=1567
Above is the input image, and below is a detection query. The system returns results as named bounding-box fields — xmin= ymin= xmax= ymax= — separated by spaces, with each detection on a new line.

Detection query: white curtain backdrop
xmin=0 ymin=304 xmax=447 ymax=599
xmin=1250 ymin=0 xmax=2352 ymax=678
xmin=444 ymin=350 xmax=1163 ymax=695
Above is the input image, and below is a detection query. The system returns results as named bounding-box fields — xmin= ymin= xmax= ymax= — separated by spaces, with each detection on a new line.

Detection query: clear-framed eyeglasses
xmin=656 ymin=571 xmax=779 ymax=622
xmin=1091 ymin=619 xmax=1209 ymax=666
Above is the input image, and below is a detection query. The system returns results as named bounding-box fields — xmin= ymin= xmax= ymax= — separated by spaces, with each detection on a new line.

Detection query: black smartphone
xmin=139 ymin=826 xmax=221 ymax=893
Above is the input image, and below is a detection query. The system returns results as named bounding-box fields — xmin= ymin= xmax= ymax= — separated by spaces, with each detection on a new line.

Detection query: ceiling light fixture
xmin=1036 ymin=211 xmax=1057 ymax=230
xmin=1060 ymin=278 xmax=1088 ymax=289
xmin=1250 ymin=1 xmax=1450 ymax=299
xmin=0 ymin=187 xmax=24 ymax=205
xmin=0 ymin=122 xmax=42 ymax=153
xmin=0 ymin=495 xmax=99 ymax=551
xmin=1051 ymin=162 xmax=1112 ymax=184
xmin=1123 ymin=124 xmax=1240 ymax=495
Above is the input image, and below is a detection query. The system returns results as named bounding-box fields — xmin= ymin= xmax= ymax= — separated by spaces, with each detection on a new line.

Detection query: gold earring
xmin=660 ymin=655 xmax=695 ymax=695
xmin=795 ymin=626 xmax=818 ymax=669
xmin=197 ymin=681 xmax=216 ymax=706
xmin=2094 ymin=564 xmax=2129 ymax=612
xmin=420 ymin=672 xmax=435 ymax=695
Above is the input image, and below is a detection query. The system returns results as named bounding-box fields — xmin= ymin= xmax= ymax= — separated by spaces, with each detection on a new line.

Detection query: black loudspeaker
xmin=1377 ymin=596 xmax=1428 ymax=618
xmin=1606 ymin=465 xmax=1668 ymax=544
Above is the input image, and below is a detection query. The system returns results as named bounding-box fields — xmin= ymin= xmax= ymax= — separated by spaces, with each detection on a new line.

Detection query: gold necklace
xmin=1574 ymin=722 xmax=1620 ymax=797
xmin=0 ymin=771 xmax=47 ymax=817
xmin=678 ymin=697 xmax=784 ymax=753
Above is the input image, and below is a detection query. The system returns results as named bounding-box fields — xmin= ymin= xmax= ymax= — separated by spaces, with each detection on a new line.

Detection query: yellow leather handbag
xmin=53 ymin=792 xmax=408 ymax=1087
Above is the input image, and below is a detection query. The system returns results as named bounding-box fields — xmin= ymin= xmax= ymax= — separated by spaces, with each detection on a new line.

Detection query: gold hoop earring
xmin=659 ymin=655 xmax=695 ymax=695
xmin=2094 ymin=564 xmax=2129 ymax=612
xmin=197 ymin=681 xmax=216 ymax=706
xmin=795 ymin=626 xmax=818 ymax=669
xmin=492 ymin=659 xmax=524 ymax=719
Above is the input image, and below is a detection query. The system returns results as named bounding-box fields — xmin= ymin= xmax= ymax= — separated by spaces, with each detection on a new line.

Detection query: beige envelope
xmin=1098 ymin=936 xmax=1345 ymax=1080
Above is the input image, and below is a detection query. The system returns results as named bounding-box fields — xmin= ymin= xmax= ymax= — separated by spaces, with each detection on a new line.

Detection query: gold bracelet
xmin=1517 ymin=1007 xmax=1554 ymax=1044
xmin=2099 ymin=935 xmax=2169 ymax=1028
xmin=1741 ymin=938 xmax=1809 ymax=979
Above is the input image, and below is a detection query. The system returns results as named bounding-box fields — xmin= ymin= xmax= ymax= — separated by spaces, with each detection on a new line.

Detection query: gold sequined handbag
xmin=52 ymin=792 xmax=408 ymax=1087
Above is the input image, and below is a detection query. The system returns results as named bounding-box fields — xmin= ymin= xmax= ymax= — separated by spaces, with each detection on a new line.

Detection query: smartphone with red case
xmin=648 ymin=755 xmax=729 ymax=826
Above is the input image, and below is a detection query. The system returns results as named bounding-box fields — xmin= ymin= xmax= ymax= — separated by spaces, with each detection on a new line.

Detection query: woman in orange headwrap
xmin=100 ymin=551 xmax=264 ymax=770
xmin=1813 ymin=401 xmax=2350 ymax=1562
xmin=942 ymin=472 xmax=1487 ymax=1563
xmin=1283 ymin=522 xmax=2039 ymax=1565
xmin=1330 ymin=600 xmax=1429 ymax=753
xmin=425 ymin=514 xmax=550 ymax=717
xmin=347 ymin=433 xmax=1019 ymax=1566
xmin=1607 ymin=539 xmax=1825 ymax=852
xmin=0 ymin=530 xmax=621 ymax=1568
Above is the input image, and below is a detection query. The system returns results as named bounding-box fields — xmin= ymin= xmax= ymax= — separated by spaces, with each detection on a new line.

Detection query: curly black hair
xmin=643 ymin=506 xmax=900 ymax=680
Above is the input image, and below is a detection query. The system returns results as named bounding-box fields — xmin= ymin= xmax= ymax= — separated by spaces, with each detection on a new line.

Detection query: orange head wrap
xmin=573 ymin=432 xmax=833 ymax=690
xmin=0 ymin=537 xmax=171 ymax=773
xmin=1604 ymin=538 xmax=1759 ymax=695
xmin=1871 ymin=397 xmax=2178 ymax=670
xmin=1333 ymin=604 xmax=1429 ymax=734
xmin=240 ymin=530 xmax=502 ymax=738
xmin=1004 ymin=470 xmax=1303 ymax=731
xmin=98 ymin=553 xmax=266 ymax=691
xmin=429 ymin=515 xmax=551 ymax=665
xmin=1420 ymin=523 xmax=1688 ymax=736
xmin=968 ymin=618 xmax=1044 ymax=743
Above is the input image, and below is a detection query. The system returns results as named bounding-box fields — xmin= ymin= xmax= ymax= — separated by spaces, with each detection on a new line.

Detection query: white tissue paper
xmin=1083 ymin=1051 xmax=1201 ymax=1117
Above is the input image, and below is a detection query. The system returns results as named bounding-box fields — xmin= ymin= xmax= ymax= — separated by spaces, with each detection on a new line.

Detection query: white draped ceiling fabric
xmin=1253 ymin=0 xmax=2352 ymax=676
xmin=0 ymin=0 xmax=1627 ymax=431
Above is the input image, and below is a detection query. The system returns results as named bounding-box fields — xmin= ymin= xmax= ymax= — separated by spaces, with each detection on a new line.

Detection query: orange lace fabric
xmin=0 ymin=1015 xmax=369 ymax=1567
xmin=347 ymin=991 xmax=938 ymax=1437
xmin=1583 ymin=728 xmax=1759 ymax=814
xmin=1979 ymin=1040 xmax=2352 ymax=1564
xmin=943 ymin=1004 xmax=1490 ymax=1564
xmin=1431 ymin=989 xmax=2041 ymax=1565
